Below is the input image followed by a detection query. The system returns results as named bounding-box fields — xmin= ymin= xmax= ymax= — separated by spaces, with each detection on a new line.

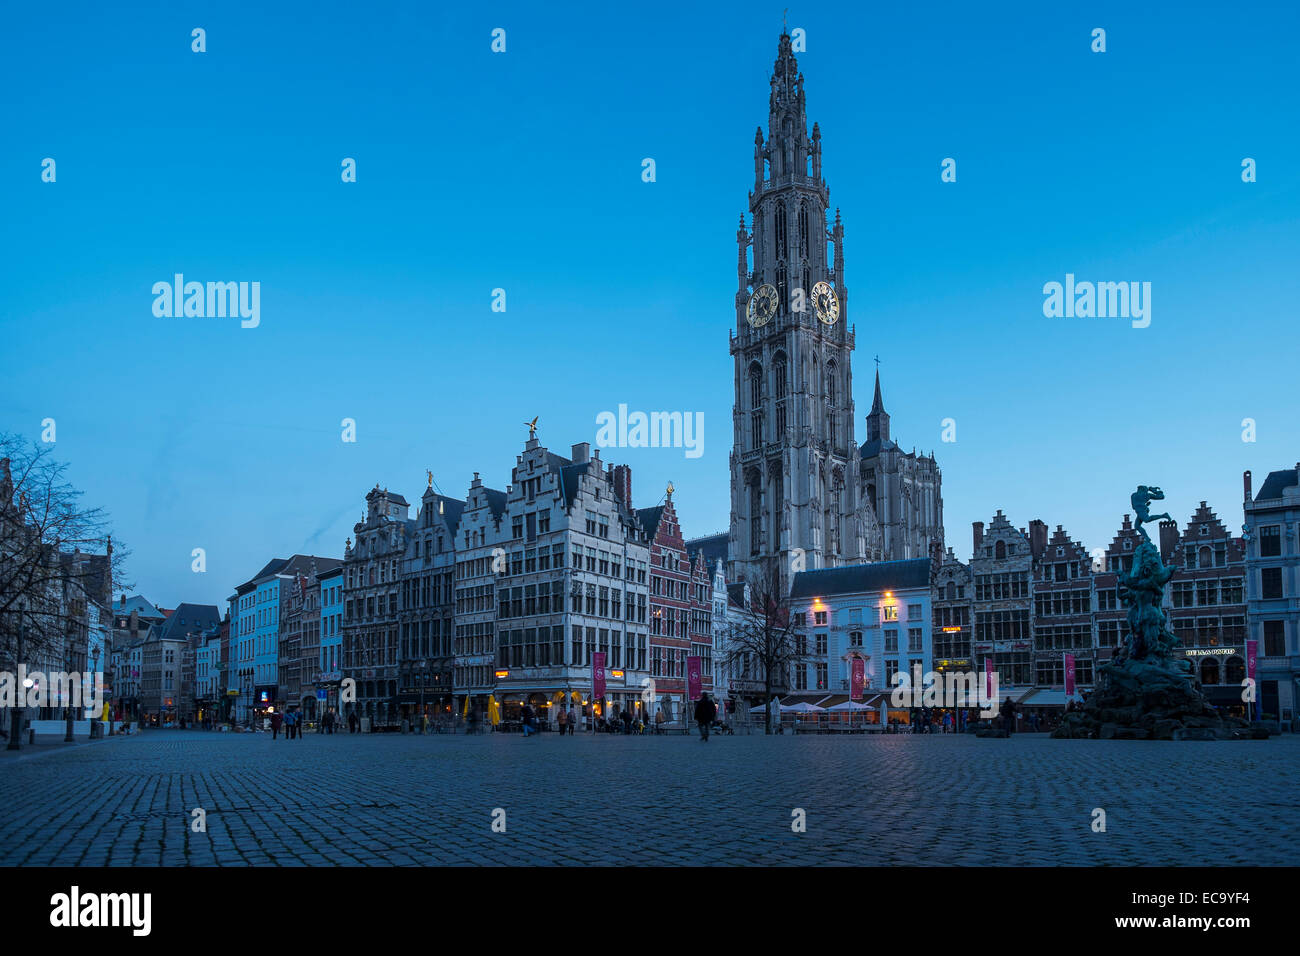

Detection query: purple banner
xmin=592 ymin=651 xmax=606 ymax=698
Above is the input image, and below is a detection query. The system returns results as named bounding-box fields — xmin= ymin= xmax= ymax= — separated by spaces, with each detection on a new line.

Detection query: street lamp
xmin=7 ymin=599 xmax=25 ymax=751
xmin=90 ymin=646 xmax=101 ymax=739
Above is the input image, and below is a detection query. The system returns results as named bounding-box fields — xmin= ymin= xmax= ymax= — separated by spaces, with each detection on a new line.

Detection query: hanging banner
xmin=850 ymin=657 xmax=865 ymax=701
xmin=984 ymin=656 xmax=994 ymax=699
xmin=686 ymin=655 xmax=703 ymax=700
xmin=592 ymin=651 xmax=606 ymax=698
xmin=1064 ymin=653 xmax=1076 ymax=697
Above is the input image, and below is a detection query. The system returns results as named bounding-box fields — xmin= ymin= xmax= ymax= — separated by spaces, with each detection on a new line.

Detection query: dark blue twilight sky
xmin=2 ymin=0 xmax=1297 ymax=607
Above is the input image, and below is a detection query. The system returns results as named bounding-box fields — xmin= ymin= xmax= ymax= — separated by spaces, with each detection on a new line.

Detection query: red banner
xmin=686 ymin=655 xmax=703 ymax=700
xmin=1063 ymin=653 xmax=1076 ymax=697
xmin=850 ymin=657 xmax=865 ymax=701
xmin=592 ymin=651 xmax=606 ymax=698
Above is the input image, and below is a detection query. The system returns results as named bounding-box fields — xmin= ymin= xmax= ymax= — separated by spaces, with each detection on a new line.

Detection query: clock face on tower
xmin=746 ymin=283 xmax=778 ymax=328
xmin=812 ymin=281 xmax=840 ymax=325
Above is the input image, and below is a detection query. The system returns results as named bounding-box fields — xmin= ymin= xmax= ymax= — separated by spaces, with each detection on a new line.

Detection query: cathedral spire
xmin=866 ymin=367 xmax=890 ymax=444
xmin=765 ymin=33 xmax=809 ymax=182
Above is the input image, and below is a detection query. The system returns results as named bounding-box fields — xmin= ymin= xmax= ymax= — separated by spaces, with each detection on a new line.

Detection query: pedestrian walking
xmin=271 ymin=711 xmax=283 ymax=740
xmin=348 ymin=711 xmax=358 ymax=734
xmin=1000 ymin=696 xmax=1015 ymax=735
xmin=521 ymin=703 xmax=535 ymax=737
xmin=694 ymin=692 xmax=717 ymax=742
xmin=567 ymin=705 xmax=577 ymax=735
xmin=621 ymin=707 xmax=633 ymax=735
xmin=942 ymin=711 xmax=953 ymax=733
xmin=557 ymin=707 xmax=567 ymax=735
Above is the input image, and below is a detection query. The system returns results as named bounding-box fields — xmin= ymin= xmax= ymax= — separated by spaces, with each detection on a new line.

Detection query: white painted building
xmin=788 ymin=559 xmax=933 ymax=716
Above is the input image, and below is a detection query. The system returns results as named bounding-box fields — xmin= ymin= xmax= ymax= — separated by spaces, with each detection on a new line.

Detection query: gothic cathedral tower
xmin=728 ymin=33 xmax=881 ymax=588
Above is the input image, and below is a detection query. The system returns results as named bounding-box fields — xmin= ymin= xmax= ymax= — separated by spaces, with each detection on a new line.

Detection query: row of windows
xmin=974 ymin=573 xmax=1029 ymax=601
xmin=793 ymin=604 xmax=925 ymax=627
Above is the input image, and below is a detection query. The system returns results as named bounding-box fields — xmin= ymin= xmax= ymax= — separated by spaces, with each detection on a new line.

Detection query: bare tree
xmin=722 ymin=557 xmax=808 ymax=734
xmin=0 ymin=434 xmax=128 ymax=744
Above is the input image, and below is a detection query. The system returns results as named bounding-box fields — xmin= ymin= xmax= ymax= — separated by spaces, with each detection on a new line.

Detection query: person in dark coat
xmin=1000 ymin=696 xmax=1015 ymax=735
xmin=694 ymin=693 xmax=718 ymax=742
xmin=271 ymin=711 xmax=283 ymax=739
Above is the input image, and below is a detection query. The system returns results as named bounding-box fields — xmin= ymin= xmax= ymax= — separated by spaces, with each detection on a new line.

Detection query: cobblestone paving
xmin=1 ymin=730 xmax=1296 ymax=866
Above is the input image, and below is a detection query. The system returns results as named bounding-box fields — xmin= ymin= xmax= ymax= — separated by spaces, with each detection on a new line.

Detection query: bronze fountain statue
xmin=1054 ymin=485 xmax=1253 ymax=740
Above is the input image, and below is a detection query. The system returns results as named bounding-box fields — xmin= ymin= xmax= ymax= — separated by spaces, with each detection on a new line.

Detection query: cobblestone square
xmin=1 ymin=730 xmax=1296 ymax=866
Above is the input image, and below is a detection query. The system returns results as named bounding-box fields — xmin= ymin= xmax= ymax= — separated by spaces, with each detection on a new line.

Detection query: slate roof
xmin=859 ymin=438 xmax=898 ymax=459
xmin=636 ymin=506 xmax=665 ymax=542
xmin=159 ymin=603 xmax=222 ymax=641
xmin=423 ymin=493 xmax=466 ymax=536
xmin=686 ymin=532 xmax=729 ymax=570
xmin=789 ymin=558 xmax=932 ymax=599
xmin=235 ymin=555 xmax=342 ymax=592
xmin=558 ymin=462 xmax=592 ymax=510
xmin=726 ymin=582 xmax=747 ymax=608
xmin=1256 ymin=468 xmax=1299 ymax=501
xmin=112 ymin=595 xmax=166 ymax=620
xmin=482 ymin=488 xmax=508 ymax=522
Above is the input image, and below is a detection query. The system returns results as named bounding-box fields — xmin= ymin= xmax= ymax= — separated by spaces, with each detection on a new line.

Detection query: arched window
xmin=946 ymin=582 xmax=956 ymax=601
xmin=776 ymin=266 xmax=788 ymax=315
xmin=1199 ymin=546 xmax=1212 ymax=569
xmin=995 ymin=540 xmax=1007 ymax=560
xmin=774 ymin=352 xmax=788 ymax=398
xmin=1225 ymin=656 xmax=1245 ymax=684
xmin=826 ymin=361 xmax=837 ymax=406
xmin=750 ymin=481 xmax=763 ymax=555
xmin=1200 ymin=657 xmax=1221 ymax=686
xmin=775 ymin=202 xmax=787 ymax=260
xmin=749 ymin=362 xmax=763 ymax=408
xmin=798 ymin=202 xmax=809 ymax=257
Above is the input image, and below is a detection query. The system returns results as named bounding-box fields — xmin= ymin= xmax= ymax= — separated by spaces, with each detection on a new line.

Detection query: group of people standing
xmin=269 ymin=709 xmax=304 ymax=739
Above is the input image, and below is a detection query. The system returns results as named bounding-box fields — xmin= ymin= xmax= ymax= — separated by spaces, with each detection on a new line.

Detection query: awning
xmin=1019 ymin=689 xmax=1078 ymax=707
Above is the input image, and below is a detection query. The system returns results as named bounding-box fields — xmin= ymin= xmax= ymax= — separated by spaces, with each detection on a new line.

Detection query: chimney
xmin=1029 ymin=519 xmax=1048 ymax=560
xmin=571 ymin=442 xmax=590 ymax=464
xmin=972 ymin=521 xmax=984 ymax=557
xmin=1243 ymin=470 xmax=1252 ymax=503
xmin=1158 ymin=519 xmax=1179 ymax=563
xmin=610 ymin=464 xmax=632 ymax=506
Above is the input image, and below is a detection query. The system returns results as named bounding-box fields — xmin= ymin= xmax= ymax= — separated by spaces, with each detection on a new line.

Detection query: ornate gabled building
xmin=638 ymin=490 xmax=714 ymax=720
xmin=727 ymin=33 xmax=943 ymax=589
xmin=970 ymin=512 xmax=1036 ymax=690
xmin=397 ymin=481 xmax=461 ymax=723
xmin=342 ymin=486 xmax=411 ymax=727
xmin=1031 ymin=525 xmax=1096 ymax=688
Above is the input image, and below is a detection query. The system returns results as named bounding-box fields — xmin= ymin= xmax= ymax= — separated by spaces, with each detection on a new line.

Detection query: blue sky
xmin=2 ymin=0 xmax=1298 ymax=609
